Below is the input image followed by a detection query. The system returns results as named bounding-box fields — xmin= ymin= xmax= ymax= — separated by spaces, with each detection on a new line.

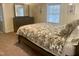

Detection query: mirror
xmin=14 ymin=4 xmax=25 ymax=16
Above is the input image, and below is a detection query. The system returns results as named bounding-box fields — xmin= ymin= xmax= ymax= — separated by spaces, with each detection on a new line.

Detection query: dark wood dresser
xmin=13 ymin=16 xmax=34 ymax=32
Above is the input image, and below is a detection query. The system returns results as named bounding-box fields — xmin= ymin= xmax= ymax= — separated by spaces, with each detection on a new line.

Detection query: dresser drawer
xmin=13 ymin=16 xmax=34 ymax=32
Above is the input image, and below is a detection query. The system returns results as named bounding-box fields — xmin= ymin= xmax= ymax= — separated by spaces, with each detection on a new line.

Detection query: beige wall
xmin=2 ymin=3 xmax=79 ymax=33
xmin=0 ymin=3 xmax=51 ymax=33
xmin=61 ymin=3 xmax=79 ymax=24
xmin=2 ymin=3 xmax=29 ymax=33
xmin=74 ymin=4 xmax=79 ymax=20
xmin=2 ymin=4 xmax=14 ymax=33
xmin=32 ymin=3 xmax=69 ymax=24
xmin=24 ymin=4 xmax=29 ymax=16
xmin=32 ymin=3 xmax=47 ymax=23
xmin=61 ymin=3 xmax=76 ymax=24
xmin=32 ymin=3 xmax=79 ymax=25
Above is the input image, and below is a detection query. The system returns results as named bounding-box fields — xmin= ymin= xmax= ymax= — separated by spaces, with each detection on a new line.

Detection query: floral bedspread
xmin=17 ymin=23 xmax=67 ymax=55
xmin=17 ymin=20 xmax=79 ymax=56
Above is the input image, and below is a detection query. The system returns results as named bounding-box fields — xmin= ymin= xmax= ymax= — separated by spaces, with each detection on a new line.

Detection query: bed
xmin=16 ymin=20 xmax=79 ymax=56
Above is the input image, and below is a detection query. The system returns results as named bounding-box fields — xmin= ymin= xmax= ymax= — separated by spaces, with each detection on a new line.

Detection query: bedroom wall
xmin=32 ymin=3 xmax=69 ymax=24
xmin=60 ymin=3 xmax=68 ymax=25
xmin=61 ymin=3 xmax=76 ymax=24
xmin=2 ymin=3 xmax=71 ymax=33
xmin=32 ymin=3 xmax=47 ymax=23
xmin=2 ymin=3 xmax=79 ymax=33
xmin=32 ymin=3 xmax=68 ymax=24
xmin=2 ymin=3 xmax=42 ymax=33
xmin=27 ymin=4 xmax=34 ymax=17
xmin=2 ymin=4 xmax=14 ymax=33
xmin=74 ymin=4 xmax=79 ymax=20
xmin=2 ymin=3 xmax=29 ymax=33
xmin=32 ymin=3 xmax=79 ymax=25
xmin=62 ymin=3 xmax=79 ymax=24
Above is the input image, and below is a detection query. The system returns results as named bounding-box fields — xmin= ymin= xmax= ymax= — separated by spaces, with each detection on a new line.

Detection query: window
xmin=47 ymin=4 xmax=61 ymax=23
xmin=15 ymin=4 xmax=25 ymax=16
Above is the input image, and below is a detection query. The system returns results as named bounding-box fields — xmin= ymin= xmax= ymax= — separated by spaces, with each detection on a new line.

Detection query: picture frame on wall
xmin=68 ymin=4 xmax=75 ymax=15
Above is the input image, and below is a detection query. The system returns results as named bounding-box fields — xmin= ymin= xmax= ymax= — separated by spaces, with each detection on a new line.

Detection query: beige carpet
xmin=0 ymin=32 xmax=41 ymax=56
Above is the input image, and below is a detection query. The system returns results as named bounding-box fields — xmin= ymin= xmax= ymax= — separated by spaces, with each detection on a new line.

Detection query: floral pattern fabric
xmin=17 ymin=23 xmax=67 ymax=55
xmin=17 ymin=20 xmax=79 ymax=56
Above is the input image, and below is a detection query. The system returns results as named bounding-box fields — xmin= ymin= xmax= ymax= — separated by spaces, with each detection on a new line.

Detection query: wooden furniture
xmin=18 ymin=35 xmax=54 ymax=56
xmin=13 ymin=16 xmax=34 ymax=32
xmin=18 ymin=35 xmax=79 ymax=56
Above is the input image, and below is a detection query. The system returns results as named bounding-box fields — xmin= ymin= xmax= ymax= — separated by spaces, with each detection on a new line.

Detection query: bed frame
xmin=18 ymin=35 xmax=79 ymax=56
xmin=18 ymin=35 xmax=54 ymax=56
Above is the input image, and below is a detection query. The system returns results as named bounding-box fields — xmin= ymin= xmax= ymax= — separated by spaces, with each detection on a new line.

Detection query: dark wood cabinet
xmin=13 ymin=16 xmax=34 ymax=32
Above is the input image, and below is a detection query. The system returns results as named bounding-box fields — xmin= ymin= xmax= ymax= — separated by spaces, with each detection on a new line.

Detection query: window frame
xmin=47 ymin=3 xmax=61 ymax=24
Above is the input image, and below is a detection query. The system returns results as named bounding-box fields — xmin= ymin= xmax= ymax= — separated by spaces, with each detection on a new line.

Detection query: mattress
xmin=17 ymin=22 xmax=79 ymax=56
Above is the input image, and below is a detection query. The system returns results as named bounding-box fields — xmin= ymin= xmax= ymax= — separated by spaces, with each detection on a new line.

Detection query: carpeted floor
xmin=0 ymin=32 xmax=41 ymax=56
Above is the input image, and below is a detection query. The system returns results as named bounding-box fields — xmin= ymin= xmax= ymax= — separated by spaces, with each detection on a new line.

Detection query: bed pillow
xmin=59 ymin=20 xmax=79 ymax=38
xmin=66 ymin=26 xmax=79 ymax=46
